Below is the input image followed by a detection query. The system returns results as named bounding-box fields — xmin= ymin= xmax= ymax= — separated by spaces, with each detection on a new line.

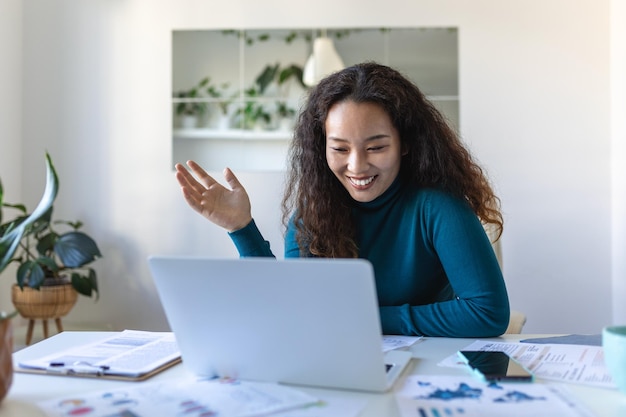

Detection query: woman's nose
xmin=347 ymin=150 xmax=367 ymax=173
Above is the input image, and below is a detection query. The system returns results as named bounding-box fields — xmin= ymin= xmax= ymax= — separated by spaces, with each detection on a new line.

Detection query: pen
xmin=46 ymin=362 xmax=110 ymax=376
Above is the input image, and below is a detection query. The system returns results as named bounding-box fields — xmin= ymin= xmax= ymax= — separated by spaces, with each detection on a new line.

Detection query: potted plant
xmin=231 ymin=64 xmax=303 ymax=131
xmin=0 ymin=153 xmax=58 ymax=401
xmin=205 ymin=78 xmax=233 ymax=129
xmin=1 ymin=153 xmax=102 ymax=346
xmin=233 ymin=87 xmax=272 ymax=130
xmin=173 ymin=77 xmax=210 ymax=128
xmin=233 ymin=64 xmax=305 ymax=131
xmin=275 ymin=101 xmax=297 ymax=131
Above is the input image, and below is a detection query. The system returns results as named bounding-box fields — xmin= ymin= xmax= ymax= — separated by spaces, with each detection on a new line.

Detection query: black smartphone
xmin=458 ymin=350 xmax=534 ymax=382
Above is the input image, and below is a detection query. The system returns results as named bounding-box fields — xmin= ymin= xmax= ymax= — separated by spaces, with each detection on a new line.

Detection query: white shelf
xmin=173 ymin=128 xmax=293 ymax=142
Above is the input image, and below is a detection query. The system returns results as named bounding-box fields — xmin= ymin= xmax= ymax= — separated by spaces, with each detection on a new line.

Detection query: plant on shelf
xmin=275 ymin=101 xmax=297 ymax=131
xmin=276 ymin=101 xmax=296 ymax=119
xmin=276 ymin=64 xmax=306 ymax=91
xmin=233 ymin=63 xmax=305 ymax=130
xmin=205 ymin=78 xmax=233 ymax=117
xmin=234 ymin=87 xmax=272 ymax=130
xmin=173 ymin=77 xmax=210 ymax=128
xmin=256 ymin=63 xmax=306 ymax=95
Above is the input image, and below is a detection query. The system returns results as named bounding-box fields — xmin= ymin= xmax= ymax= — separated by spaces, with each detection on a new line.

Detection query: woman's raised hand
xmin=175 ymin=161 xmax=252 ymax=232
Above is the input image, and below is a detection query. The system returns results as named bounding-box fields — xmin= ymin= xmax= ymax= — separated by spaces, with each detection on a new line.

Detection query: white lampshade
xmin=302 ymin=37 xmax=345 ymax=87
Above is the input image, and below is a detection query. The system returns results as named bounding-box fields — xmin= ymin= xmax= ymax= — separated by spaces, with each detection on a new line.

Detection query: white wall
xmin=2 ymin=0 xmax=620 ymax=334
xmin=0 ymin=0 xmax=23 ymax=313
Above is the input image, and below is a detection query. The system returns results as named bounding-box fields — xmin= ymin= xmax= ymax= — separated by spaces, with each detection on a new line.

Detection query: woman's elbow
xmin=479 ymin=307 xmax=510 ymax=337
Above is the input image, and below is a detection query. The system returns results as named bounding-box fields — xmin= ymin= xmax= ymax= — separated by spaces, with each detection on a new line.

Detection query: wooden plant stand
xmin=11 ymin=284 xmax=78 ymax=345
xmin=24 ymin=318 xmax=65 ymax=346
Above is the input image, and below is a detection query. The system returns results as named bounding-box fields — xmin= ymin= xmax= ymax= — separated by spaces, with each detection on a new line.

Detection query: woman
xmin=175 ymin=62 xmax=510 ymax=337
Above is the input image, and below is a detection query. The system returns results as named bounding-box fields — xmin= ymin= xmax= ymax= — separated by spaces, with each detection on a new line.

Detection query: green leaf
xmin=71 ymin=270 xmax=98 ymax=299
xmin=36 ymin=230 xmax=58 ymax=255
xmin=54 ymin=219 xmax=83 ymax=230
xmin=54 ymin=231 xmax=102 ymax=268
xmin=1 ymin=203 xmax=27 ymax=214
xmin=17 ymin=261 xmax=45 ymax=289
xmin=278 ymin=64 xmax=305 ymax=88
xmin=256 ymin=64 xmax=279 ymax=94
xmin=88 ymin=268 xmax=98 ymax=298
xmin=198 ymin=77 xmax=209 ymax=88
xmin=28 ymin=206 xmax=53 ymax=236
xmin=37 ymin=256 xmax=59 ymax=272
xmin=0 ymin=153 xmax=59 ymax=272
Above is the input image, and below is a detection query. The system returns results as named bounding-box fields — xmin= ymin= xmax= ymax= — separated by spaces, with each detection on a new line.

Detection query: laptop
xmin=148 ymin=256 xmax=412 ymax=392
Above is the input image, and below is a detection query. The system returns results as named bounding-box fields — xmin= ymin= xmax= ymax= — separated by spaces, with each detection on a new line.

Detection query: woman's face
xmin=325 ymin=100 xmax=402 ymax=203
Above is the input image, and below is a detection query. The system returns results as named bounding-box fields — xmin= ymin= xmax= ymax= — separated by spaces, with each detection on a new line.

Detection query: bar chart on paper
xmin=417 ymin=406 xmax=467 ymax=416
xmin=396 ymin=376 xmax=595 ymax=417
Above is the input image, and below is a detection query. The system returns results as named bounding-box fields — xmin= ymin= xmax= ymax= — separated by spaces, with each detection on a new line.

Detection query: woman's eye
xmin=368 ymin=146 xmax=386 ymax=151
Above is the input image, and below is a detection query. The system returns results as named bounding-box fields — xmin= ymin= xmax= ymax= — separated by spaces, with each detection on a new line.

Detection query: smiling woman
xmin=175 ymin=62 xmax=509 ymax=338
xmin=325 ymin=101 xmax=403 ymax=203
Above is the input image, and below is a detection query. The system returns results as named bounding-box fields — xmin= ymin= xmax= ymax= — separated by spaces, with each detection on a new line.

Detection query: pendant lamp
xmin=302 ymin=33 xmax=345 ymax=87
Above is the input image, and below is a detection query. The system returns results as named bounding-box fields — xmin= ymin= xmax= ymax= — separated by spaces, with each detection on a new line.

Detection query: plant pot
xmin=0 ymin=318 xmax=13 ymax=403
xmin=11 ymin=283 xmax=78 ymax=319
xmin=216 ymin=113 xmax=231 ymax=130
xmin=179 ymin=114 xmax=198 ymax=129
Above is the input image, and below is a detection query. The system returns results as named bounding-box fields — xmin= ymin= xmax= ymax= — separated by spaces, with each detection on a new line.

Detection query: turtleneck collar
xmin=351 ymin=174 xmax=404 ymax=210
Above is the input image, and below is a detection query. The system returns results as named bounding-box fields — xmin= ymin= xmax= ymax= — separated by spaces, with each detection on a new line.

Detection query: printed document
xmin=382 ymin=335 xmax=422 ymax=352
xmin=36 ymin=377 xmax=320 ymax=417
xmin=440 ymin=340 xmax=615 ymax=389
xmin=395 ymin=375 xmax=596 ymax=417
xmin=18 ymin=329 xmax=180 ymax=378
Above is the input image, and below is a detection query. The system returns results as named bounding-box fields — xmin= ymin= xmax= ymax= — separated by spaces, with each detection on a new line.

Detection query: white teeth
xmin=350 ymin=176 xmax=374 ymax=186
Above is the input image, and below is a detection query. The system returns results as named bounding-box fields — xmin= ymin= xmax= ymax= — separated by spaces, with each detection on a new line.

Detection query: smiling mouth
xmin=349 ymin=176 xmax=376 ymax=187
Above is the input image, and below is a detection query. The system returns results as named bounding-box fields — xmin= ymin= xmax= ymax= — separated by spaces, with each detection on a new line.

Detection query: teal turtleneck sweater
xmin=229 ymin=177 xmax=510 ymax=337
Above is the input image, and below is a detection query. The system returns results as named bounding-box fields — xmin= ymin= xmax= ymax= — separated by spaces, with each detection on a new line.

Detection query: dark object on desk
xmin=458 ymin=350 xmax=534 ymax=382
xmin=520 ymin=334 xmax=602 ymax=346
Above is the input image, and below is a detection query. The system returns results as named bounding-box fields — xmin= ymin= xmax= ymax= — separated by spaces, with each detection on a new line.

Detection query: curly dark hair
xmin=282 ymin=62 xmax=502 ymax=258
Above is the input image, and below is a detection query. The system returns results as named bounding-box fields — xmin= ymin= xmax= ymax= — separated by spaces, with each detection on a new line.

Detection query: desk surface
xmin=3 ymin=332 xmax=625 ymax=416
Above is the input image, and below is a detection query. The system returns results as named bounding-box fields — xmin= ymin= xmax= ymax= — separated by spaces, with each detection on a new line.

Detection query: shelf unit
xmin=172 ymin=27 xmax=458 ymax=171
xmin=173 ymin=128 xmax=292 ymax=142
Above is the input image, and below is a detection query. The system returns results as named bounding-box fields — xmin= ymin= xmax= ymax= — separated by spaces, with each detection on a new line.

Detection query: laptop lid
xmin=148 ymin=256 xmax=411 ymax=392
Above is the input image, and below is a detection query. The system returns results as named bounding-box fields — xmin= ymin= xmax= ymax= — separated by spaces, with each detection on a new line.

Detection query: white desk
xmin=2 ymin=332 xmax=625 ymax=416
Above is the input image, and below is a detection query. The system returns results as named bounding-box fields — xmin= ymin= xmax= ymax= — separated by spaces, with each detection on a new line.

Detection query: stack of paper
xmin=37 ymin=377 xmax=320 ymax=417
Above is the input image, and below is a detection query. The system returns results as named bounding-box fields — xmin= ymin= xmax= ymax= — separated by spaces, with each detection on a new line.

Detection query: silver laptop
xmin=148 ymin=256 xmax=412 ymax=392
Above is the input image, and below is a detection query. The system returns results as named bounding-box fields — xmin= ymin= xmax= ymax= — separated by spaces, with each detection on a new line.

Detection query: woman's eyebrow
xmin=327 ymin=134 xmax=391 ymax=142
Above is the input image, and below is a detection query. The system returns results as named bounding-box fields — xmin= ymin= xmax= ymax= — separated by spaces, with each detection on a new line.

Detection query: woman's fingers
xmin=186 ymin=160 xmax=218 ymax=190
xmin=223 ymin=167 xmax=243 ymax=191
xmin=175 ymin=162 xmax=212 ymax=214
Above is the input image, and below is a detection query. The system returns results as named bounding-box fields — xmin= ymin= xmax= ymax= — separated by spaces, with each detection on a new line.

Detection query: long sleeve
xmin=228 ymin=219 xmax=276 ymax=257
xmin=357 ymin=187 xmax=510 ymax=337
xmin=377 ymin=200 xmax=510 ymax=337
